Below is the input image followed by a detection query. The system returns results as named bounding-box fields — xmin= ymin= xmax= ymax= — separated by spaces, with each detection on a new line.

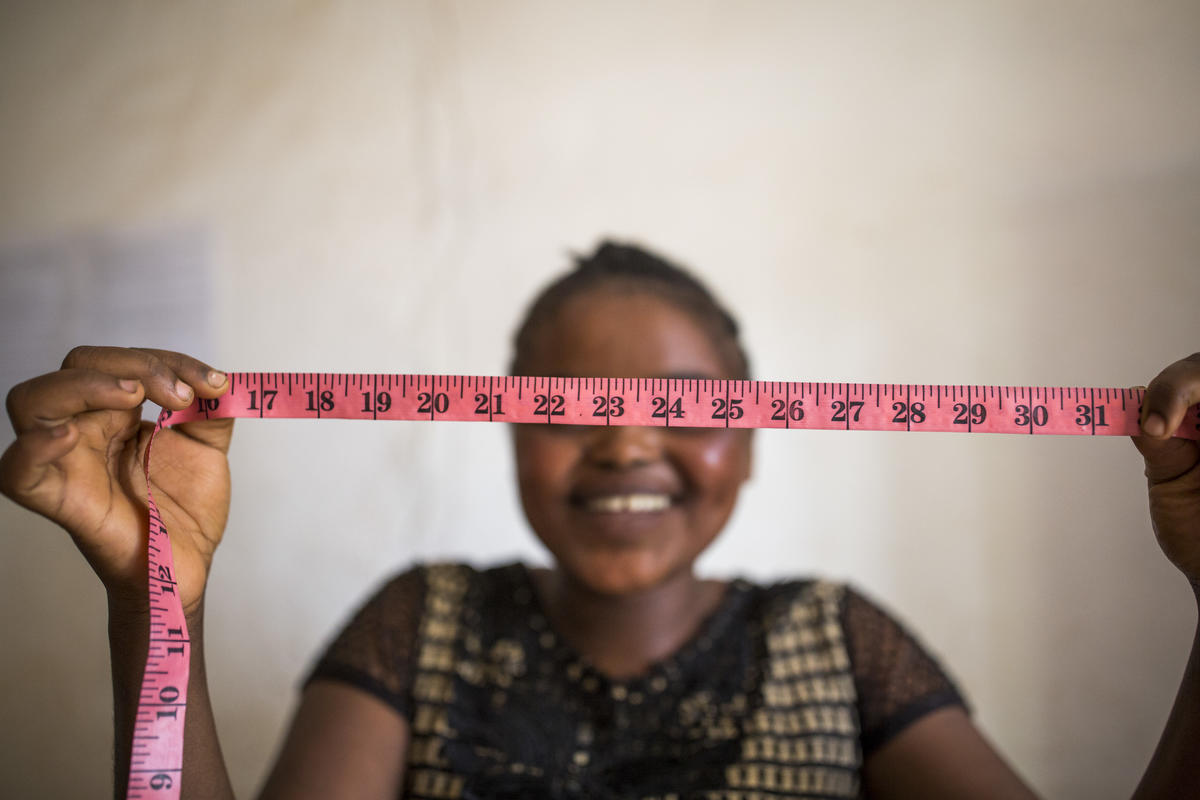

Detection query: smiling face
xmin=512 ymin=287 xmax=753 ymax=597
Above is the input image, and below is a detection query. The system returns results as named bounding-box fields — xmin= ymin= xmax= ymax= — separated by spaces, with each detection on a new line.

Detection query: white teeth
xmin=584 ymin=493 xmax=672 ymax=513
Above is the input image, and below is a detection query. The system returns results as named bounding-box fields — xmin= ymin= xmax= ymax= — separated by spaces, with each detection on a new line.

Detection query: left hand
xmin=1133 ymin=353 xmax=1200 ymax=587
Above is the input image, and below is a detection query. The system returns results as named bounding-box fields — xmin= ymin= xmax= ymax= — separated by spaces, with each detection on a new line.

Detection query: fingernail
xmin=118 ymin=378 xmax=139 ymax=393
xmin=174 ymin=380 xmax=194 ymax=401
xmin=207 ymin=370 xmax=226 ymax=387
xmin=1142 ymin=412 xmax=1166 ymax=437
xmin=50 ymin=423 xmax=70 ymax=438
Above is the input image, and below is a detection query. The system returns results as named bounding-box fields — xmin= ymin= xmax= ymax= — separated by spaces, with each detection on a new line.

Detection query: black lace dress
xmin=307 ymin=563 xmax=965 ymax=799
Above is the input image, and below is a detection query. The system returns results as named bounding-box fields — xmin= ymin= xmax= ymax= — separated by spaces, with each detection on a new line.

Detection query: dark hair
xmin=510 ymin=240 xmax=750 ymax=378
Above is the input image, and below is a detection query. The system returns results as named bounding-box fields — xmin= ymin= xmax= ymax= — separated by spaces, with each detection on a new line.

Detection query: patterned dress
xmin=308 ymin=563 xmax=965 ymax=799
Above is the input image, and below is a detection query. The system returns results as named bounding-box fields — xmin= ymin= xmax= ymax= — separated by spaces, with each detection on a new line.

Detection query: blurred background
xmin=2 ymin=1 xmax=1199 ymax=797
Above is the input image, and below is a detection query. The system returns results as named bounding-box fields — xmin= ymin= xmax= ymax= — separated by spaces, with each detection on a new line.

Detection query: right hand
xmin=1 ymin=347 xmax=233 ymax=616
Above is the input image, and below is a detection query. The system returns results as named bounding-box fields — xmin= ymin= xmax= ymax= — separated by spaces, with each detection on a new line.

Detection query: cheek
xmin=514 ymin=431 xmax=576 ymax=497
xmin=687 ymin=433 xmax=751 ymax=497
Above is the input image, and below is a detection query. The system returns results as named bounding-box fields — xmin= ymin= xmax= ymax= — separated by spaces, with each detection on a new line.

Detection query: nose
xmin=585 ymin=425 xmax=663 ymax=469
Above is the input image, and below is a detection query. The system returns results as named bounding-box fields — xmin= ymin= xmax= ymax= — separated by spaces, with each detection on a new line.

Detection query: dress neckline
xmin=513 ymin=562 xmax=752 ymax=696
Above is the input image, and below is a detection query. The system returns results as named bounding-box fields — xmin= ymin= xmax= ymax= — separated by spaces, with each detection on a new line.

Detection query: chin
xmin=559 ymin=547 xmax=687 ymax=598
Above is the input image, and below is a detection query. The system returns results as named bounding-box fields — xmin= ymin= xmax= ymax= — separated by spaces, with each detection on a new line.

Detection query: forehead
xmin=523 ymin=288 xmax=735 ymax=379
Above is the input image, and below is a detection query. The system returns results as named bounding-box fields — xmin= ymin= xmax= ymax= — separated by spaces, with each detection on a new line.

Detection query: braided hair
xmin=510 ymin=240 xmax=750 ymax=379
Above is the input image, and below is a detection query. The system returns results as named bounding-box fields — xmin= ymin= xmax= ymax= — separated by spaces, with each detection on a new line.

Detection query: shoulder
xmin=727 ymin=576 xmax=857 ymax=680
xmin=744 ymin=574 xmax=850 ymax=632
xmin=745 ymin=575 xmax=959 ymax=680
xmin=356 ymin=561 xmax=533 ymax=638
xmin=830 ymin=584 xmax=969 ymax=755
xmin=754 ymin=574 xmax=844 ymax=602
xmin=306 ymin=561 xmax=530 ymax=714
xmin=318 ymin=560 xmax=528 ymax=655
xmin=365 ymin=560 xmax=525 ymax=601
xmin=739 ymin=576 xmax=966 ymax=740
xmin=742 ymin=576 xmax=929 ymax=643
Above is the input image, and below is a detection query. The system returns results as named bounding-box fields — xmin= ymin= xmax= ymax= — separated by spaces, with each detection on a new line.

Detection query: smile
xmin=582 ymin=493 xmax=673 ymax=513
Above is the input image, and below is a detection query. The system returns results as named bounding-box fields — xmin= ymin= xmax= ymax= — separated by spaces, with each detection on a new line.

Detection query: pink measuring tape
xmin=128 ymin=372 xmax=1200 ymax=797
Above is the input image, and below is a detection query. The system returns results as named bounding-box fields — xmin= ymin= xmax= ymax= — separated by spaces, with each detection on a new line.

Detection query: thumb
xmin=171 ymin=418 xmax=236 ymax=453
xmin=1131 ymin=435 xmax=1200 ymax=484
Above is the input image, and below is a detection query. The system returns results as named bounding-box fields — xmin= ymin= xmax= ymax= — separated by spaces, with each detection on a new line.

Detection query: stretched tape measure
xmin=129 ymin=427 xmax=189 ymax=797
xmin=129 ymin=372 xmax=1200 ymax=797
xmin=166 ymin=373 xmax=1198 ymax=435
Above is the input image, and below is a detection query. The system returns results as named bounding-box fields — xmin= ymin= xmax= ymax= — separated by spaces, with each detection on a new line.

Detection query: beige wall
xmin=2 ymin=2 xmax=1199 ymax=797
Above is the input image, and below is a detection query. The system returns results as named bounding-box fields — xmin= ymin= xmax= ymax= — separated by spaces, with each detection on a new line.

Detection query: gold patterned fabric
xmin=307 ymin=563 xmax=965 ymax=799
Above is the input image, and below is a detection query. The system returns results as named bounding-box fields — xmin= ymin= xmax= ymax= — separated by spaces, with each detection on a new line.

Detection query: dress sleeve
xmin=303 ymin=566 xmax=427 ymax=719
xmin=841 ymin=586 xmax=968 ymax=756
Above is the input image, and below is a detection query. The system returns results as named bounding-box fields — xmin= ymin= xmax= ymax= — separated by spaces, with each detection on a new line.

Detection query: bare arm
xmin=259 ymin=682 xmax=409 ymax=800
xmin=108 ymin=603 xmax=234 ymax=800
xmin=1128 ymin=354 xmax=1200 ymax=798
xmin=863 ymin=708 xmax=1038 ymax=800
xmin=1131 ymin=588 xmax=1200 ymax=798
xmin=107 ymin=593 xmax=412 ymax=800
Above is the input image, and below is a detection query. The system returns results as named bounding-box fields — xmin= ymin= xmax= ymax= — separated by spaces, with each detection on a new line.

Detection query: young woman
xmin=3 ymin=242 xmax=1198 ymax=798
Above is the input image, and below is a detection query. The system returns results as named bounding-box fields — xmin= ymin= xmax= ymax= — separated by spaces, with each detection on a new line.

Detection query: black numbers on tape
xmin=1015 ymin=404 xmax=1048 ymax=427
xmin=891 ymin=401 xmax=926 ymax=424
xmin=248 ymin=389 xmax=277 ymax=411
xmin=534 ymin=393 xmax=565 ymax=417
xmin=155 ymin=564 xmax=175 ymax=596
xmin=831 ymin=400 xmax=864 ymax=423
xmin=164 ymin=626 xmax=185 ymax=658
xmin=149 ymin=774 xmax=174 ymax=790
xmin=361 ymin=391 xmax=392 ymax=413
xmin=711 ymin=397 xmax=744 ymax=420
xmin=475 ymin=393 xmax=505 ymax=416
xmin=418 ymin=391 xmax=449 ymax=414
xmin=652 ymin=396 xmax=684 ymax=419
xmin=155 ymin=685 xmax=181 ymax=722
xmin=771 ymin=399 xmax=805 ymax=422
xmin=592 ymin=395 xmax=624 ymax=417
xmin=306 ymin=390 xmax=335 ymax=412
xmin=1075 ymin=404 xmax=1108 ymax=427
xmin=177 ymin=378 xmax=1169 ymax=439
xmin=953 ymin=402 xmax=987 ymax=425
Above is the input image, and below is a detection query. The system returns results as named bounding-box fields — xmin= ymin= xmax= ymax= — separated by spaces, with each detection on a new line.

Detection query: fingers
xmin=2 ymin=346 xmax=233 ymax=543
xmin=8 ymin=346 xmax=228 ymax=435
xmin=0 ymin=421 xmax=79 ymax=509
xmin=1134 ymin=353 xmax=1200 ymax=484
xmin=1140 ymin=353 xmax=1200 ymax=440
xmin=1131 ymin=434 xmax=1199 ymax=484
xmin=7 ymin=369 xmax=145 ymax=433
xmin=61 ymin=346 xmax=228 ymax=408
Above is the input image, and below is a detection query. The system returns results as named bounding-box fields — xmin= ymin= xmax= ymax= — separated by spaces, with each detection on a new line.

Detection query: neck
xmin=530 ymin=565 xmax=726 ymax=680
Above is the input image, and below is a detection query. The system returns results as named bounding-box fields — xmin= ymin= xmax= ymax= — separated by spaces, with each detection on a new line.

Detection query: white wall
xmin=2 ymin=2 xmax=1199 ymax=797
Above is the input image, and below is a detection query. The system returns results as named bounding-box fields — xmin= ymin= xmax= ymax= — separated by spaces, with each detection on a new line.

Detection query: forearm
xmin=109 ymin=598 xmax=234 ymax=800
xmin=1131 ymin=582 xmax=1200 ymax=799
